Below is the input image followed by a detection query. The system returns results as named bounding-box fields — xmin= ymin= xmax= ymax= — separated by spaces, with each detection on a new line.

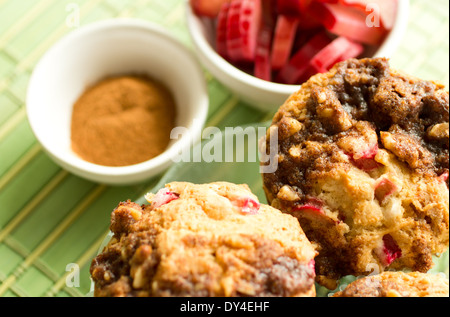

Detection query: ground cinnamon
xmin=70 ymin=75 xmax=176 ymax=167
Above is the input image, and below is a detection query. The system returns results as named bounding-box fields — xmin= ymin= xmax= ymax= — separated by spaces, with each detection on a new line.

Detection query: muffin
xmin=261 ymin=57 xmax=449 ymax=289
xmin=332 ymin=271 xmax=449 ymax=297
xmin=90 ymin=181 xmax=317 ymax=297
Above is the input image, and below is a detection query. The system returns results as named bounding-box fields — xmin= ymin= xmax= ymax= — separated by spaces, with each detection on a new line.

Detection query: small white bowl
xmin=27 ymin=19 xmax=209 ymax=185
xmin=186 ymin=0 xmax=409 ymax=111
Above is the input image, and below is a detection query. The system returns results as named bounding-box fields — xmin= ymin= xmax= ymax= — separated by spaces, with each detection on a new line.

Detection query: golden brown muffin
xmin=261 ymin=57 xmax=449 ymax=289
xmin=90 ymin=182 xmax=317 ymax=297
xmin=333 ymin=271 xmax=449 ymax=297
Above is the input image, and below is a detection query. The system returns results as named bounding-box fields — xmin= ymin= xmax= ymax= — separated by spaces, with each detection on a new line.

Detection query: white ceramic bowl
xmin=186 ymin=0 xmax=409 ymax=111
xmin=27 ymin=19 xmax=209 ymax=185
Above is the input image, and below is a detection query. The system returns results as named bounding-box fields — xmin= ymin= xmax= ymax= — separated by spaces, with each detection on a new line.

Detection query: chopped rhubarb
xmin=376 ymin=234 xmax=402 ymax=266
xmin=296 ymin=199 xmax=325 ymax=216
xmin=233 ymin=196 xmax=260 ymax=215
xmin=190 ymin=0 xmax=231 ymax=18
xmin=350 ymin=140 xmax=378 ymax=160
xmin=332 ymin=38 xmax=364 ymax=63
xmin=296 ymin=203 xmax=324 ymax=214
xmin=226 ymin=0 xmax=262 ymax=62
xmin=190 ymin=0 xmax=394 ymax=86
xmin=439 ymin=171 xmax=449 ymax=183
xmin=294 ymin=202 xmax=340 ymax=225
xmin=271 ymin=15 xmax=299 ymax=70
xmin=275 ymin=1 xmax=322 ymax=29
xmin=307 ymin=1 xmax=387 ymax=45
xmin=276 ymin=0 xmax=313 ymax=15
xmin=292 ymin=30 xmax=314 ymax=53
xmin=297 ymin=11 xmax=322 ymax=30
xmin=374 ymin=177 xmax=398 ymax=204
xmin=226 ymin=0 xmax=243 ymax=61
xmin=308 ymin=36 xmax=364 ymax=73
xmin=295 ymin=39 xmax=363 ymax=83
xmin=308 ymin=259 xmax=316 ymax=275
xmin=276 ymin=31 xmax=331 ymax=84
xmin=261 ymin=0 xmax=276 ymax=28
xmin=254 ymin=25 xmax=273 ymax=81
xmin=346 ymin=144 xmax=381 ymax=171
xmin=150 ymin=188 xmax=180 ymax=209
xmin=216 ymin=2 xmax=231 ymax=58
xmin=353 ymin=157 xmax=381 ymax=171
xmin=340 ymin=0 xmax=375 ymax=8
xmin=294 ymin=197 xmax=343 ymax=225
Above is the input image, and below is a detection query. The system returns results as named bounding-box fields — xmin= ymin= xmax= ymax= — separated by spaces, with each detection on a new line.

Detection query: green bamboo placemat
xmin=0 ymin=0 xmax=448 ymax=297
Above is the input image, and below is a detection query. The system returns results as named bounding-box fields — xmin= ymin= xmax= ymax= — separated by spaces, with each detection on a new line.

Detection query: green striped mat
xmin=0 ymin=0 xmax=448 ymax=297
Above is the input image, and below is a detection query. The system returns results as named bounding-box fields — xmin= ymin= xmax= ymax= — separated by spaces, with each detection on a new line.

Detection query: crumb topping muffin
xmin=332 ymin=271 xmax=449 ymax=297
xmin=90 ymin=182 xmax=317 ymax=297
xmin=261 ymin=58 xmax=449 ymax=289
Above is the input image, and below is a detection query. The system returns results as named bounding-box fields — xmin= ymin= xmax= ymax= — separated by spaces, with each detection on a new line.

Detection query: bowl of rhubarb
xmin=186 ymin=0 xmax=409 ymax=110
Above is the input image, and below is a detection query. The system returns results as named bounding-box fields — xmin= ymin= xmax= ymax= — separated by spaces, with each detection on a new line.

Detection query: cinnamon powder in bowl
xmin=26 ymin=19 xmax=208 ymax=185
xmin=70 ymin=75 xmax=176 ymax=167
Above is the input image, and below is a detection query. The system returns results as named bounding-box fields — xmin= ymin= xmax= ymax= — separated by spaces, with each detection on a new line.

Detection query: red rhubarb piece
xmin=307 ymin=1 xmax=387 ymax=45
xmin=226 ymin=0 xmax=244 ymax=61
xmin=439 ymin=171 xmax=449 ymax=183
xmin=190 ymin=0 xmax=231 ymax=18
xmin=261 ymin=0 xmax=277 ymax=28
xmin=374 ymin=177 xmax=398 ymax=204
xmin=151 ymin=188 xmax=180 ymax=209
xmin=254 ymin=25 xmax=273 ymax=81
xmin=376 ymin=234 xmax=402 ymax=266
xmin=276 ymin=31 xmax=331 ymax=84
xmin=352 ymin=157 xmax=380 ymax=171
xmin=308 ymin=259 xmax=315 ymax=272
xmin=294 ymin=202 xmax=339 ymax=225
xmin=346 ymin=144 xmax=381 ymax=171
xmin=271 ymin=15 xmax=300 ymax=70
xmin=295 ymin=198 xmax=326 ymax=216
xmin=294 ymin=36 xmax=363 ymax=83
xmin=291 ymin=28 xmax=319 ymax=54
xmin=309 ymin=36 xmax=364 ymax=72
xmin=340 ymin=0 xmax=375 ymax=9
xmin=352 ymin=157 xmax=381 ymax=171
xmin=216 ymin=2 xmax=231 ymax=58
xmin=276 ymin=0 xmax=313 ymax=15
xmin=296 ymin=204 xmax=324 ymax=214
xmin=308 ymin=259 xmax=316 ymax=276
xmin=332 ymin=37 xmax=364 ymax=62
xmin=297 ymin=11 xmax=322 ymax=29
xmin=295 ymin=195 xmax=345 ymax=225
xmin=226 ymin=0 xmax=262 ymax=62
xmin=233 ymin=196 xmax=260 ymax=215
